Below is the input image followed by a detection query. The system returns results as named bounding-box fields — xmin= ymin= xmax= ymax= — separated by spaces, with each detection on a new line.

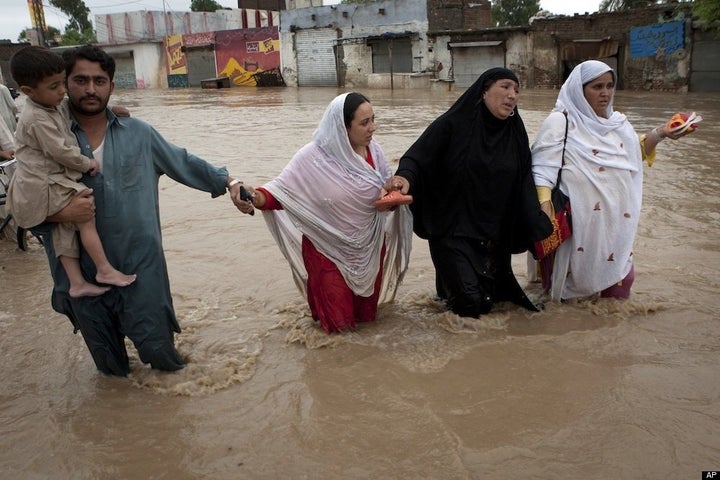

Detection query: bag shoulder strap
xmin=557 ymin=111 xmax=569 ymax=184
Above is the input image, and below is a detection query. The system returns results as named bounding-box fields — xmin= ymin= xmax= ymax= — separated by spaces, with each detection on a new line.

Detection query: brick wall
xmin=237 ymin=0 xmax=284 ymax=10
xmin=531 ymin=4 xmax=693 ymax=90
xmin=427 ymin=0 xmax=491 ymax=32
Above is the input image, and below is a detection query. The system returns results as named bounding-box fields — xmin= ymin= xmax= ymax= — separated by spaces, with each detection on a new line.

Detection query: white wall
xmin=104 ymin=43 xmax=165 ymax=89
xmin=96 ymin=9 xmax=280 ymax=45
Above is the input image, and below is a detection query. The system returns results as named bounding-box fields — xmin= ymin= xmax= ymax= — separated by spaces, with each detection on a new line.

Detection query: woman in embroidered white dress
xmin=531 ymin=60 xmax=693 ymax=301
xmin=241 ymin=92 xmax=413 ymax=333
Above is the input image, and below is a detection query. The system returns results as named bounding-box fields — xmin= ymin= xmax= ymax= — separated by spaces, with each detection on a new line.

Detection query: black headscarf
xmin=396 ymin=67 xmax=550 ymax=251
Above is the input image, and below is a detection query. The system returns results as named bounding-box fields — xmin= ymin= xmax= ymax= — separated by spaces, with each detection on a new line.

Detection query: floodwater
xmin=1 ymin=85 xmax=718 ymax=479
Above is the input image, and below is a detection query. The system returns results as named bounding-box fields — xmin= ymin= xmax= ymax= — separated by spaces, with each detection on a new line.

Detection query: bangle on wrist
xmin=650 ymin=127 xmax=664 ymax=142
xmin=227 ymin=178 xmax=242 ymax=190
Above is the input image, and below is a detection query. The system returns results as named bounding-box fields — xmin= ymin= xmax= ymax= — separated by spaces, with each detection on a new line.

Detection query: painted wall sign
xmin=630 ymin=21 xmax=684 ymax=58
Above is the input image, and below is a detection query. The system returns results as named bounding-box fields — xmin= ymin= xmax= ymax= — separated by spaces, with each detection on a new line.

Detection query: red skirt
xmin=302 ymin=236 xmax=384 ymax=333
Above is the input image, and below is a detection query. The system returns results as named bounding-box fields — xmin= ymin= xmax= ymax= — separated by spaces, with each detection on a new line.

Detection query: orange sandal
xmin=667 ymin=112 xmax=702 ymax=135
xmin=374 ymin=190 xmax=413 ymax=208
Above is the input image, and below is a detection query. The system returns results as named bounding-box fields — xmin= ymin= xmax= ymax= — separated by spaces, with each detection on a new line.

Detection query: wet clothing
xmin=303 ymin=236 xmax=385 ymax=332
xmin=259 ymin=185 xmax=388 ymax=333
xmin=33 ymin=109 xmax=229 ymax=376
xmin=532 ymin=60 xmax=642 ymax=300
xmin=396 ymin=68 xmax=552 ymax=317
xmin=7 ymin=98 xmax=93 ymax=258
xmin=0 ymin=113 xmax=13 ymax=151
xmin=0 ymin=83 xmax=17 ymax=133
xmin=258 ymin=93 xmax=413 ymax=333
xmin=8 ymin=98 xmax=91 ymax=229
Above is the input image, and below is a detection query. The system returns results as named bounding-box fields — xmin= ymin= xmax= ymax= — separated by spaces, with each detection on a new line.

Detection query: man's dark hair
xmin=343 ymin=92 xmax=370 ymax=129
xmin=10 ymin=46 xmax=65 ymax=88
xmin=62 ymin=45 xmax=116 ymax=81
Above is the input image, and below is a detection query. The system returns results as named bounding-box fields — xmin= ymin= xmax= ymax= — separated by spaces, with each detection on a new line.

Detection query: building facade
xmin=278 ymin=1 xmax=713 ymax=92
xmin=94 ymin=7 xmax=281 ymax=88
xmin=279 ymin=0 xmax=432 ymax=88
xmin=3 ymin=1 xmax=711 ymax=92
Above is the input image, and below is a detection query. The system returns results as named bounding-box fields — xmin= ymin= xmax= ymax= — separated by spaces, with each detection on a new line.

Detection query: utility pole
xmin=27 ymin=0 xmax=48 ymax=46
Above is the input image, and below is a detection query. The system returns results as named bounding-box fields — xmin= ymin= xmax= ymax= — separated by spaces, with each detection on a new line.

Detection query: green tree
xmin=693 ymin=0 xmax=720 ymax=27
xmin=49 ymin=0 xmax=92 ymax=32
xmin=491 ymin=0 xmax=541 ymax=27
xmin=18 ymin=25 xmax=62 ymax=43
xmin=59 ymin=27 xmax=97 ymax=46
xmin=599 ymin=0 xmax=648 ymax=12
xmin=191 ymin=0 xmax=224 ymax=11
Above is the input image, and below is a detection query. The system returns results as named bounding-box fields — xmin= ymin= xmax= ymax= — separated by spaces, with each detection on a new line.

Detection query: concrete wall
xmin=278 ymin=30 xmax=295 ymax=87
xmin=280 ymin=0 xmax=426 ymax=33
xmin=130 ymin=43 xmax=165 ymax=89
xmin=430 ymin=27 xmax=530 ymax=85
xmin=104 ymin=42 xmax=165 ymax=88
xmin=341 ymin=43 xmax=373 ymax=89
xmin=280 ymin=0 xmax=429 ymax=87
xmin=429 ymin=35 xmax=453 ymax=82
xmin=505 ymin=32 xmax=531 ymax=85
xmin=367 ymin=72 xmax=434 ymax=89
xmin=96 ymin=9 xmax=279 ymax=45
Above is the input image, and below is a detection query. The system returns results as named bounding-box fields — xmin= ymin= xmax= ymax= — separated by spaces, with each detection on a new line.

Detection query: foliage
xmin=49 ymin=0 xmax=92 ymax=32
xmin=693 ymin=0 xmax=720 ymax=28
xmin=491 ymin=0 xmax=541 ymax=27
xmin=18 ymin=25 xmax=61 ymax=44
xmin=599 ymin=0 xmax=718 ymax=31
xmin=17 ymin=21 xmax=95 ymax=46
xmin=59 ymin=27 xmax=97 ymax=46
xmin=19 ymin=0 xmax=93 ymax=44
xmin=191 ymin=0 xmax=224 ymax=11
xmin=599 ymin=0 xmax=669 ymax=12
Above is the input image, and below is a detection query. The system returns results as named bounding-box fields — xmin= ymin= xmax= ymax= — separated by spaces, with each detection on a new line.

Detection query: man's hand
xmin=47 ymin=189 xmax=95 ymax=224
xmin=0 ymin=149 xmax=14 ymax=160
xmin=235 ymin=185 xmax=257 ymax=215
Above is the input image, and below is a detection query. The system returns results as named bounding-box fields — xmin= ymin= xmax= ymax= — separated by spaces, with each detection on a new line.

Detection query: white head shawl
xmin=262 ymin=93 xmax=413 ymax=299
xmin=555 ymin=60 xmax=641 ymax=172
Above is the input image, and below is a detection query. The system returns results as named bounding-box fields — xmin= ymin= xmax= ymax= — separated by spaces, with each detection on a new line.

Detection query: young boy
xmin=7 ymin=46 xmax=135 ymax=297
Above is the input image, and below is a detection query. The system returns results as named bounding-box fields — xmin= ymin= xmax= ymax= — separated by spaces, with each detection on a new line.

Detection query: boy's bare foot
xmin=96 ymin=269 xmax=137 ymax=287
xmin=69 ymin=282 xmax=111 ymax=298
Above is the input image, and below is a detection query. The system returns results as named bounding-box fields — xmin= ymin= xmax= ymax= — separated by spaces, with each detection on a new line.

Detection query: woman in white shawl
xmin=242 ymin=92 xmax=413 ymax=333
xmin=531 ymin=60 xmax=691 ymax=301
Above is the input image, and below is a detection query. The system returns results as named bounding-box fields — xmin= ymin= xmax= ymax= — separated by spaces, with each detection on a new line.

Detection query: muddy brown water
xmin=1 ymin=86 xmax=718 ymax=479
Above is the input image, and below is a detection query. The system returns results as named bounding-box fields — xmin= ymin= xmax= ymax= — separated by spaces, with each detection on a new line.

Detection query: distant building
xmin=280 ymin=0 xmax=443 ymax=88
xmin=280 ymin=0 xmax=719 ymax=92
xmin=94 ymin=8 xmax=280 ymax=88
xmin=26 ymin=0 xmax=708 ymax=92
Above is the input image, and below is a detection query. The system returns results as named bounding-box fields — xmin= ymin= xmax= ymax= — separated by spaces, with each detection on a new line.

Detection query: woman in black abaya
xmin=384 ymin=68 xmax=552 ymax=317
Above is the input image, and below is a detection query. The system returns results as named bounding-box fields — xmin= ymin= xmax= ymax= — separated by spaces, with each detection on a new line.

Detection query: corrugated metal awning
xmin=448 ymin=41 xmax=503 ymax=48
xmin=334 ymin=31 xmax=417 ymax=46
xmin=106 ymin=50 xmax=134 ymax=58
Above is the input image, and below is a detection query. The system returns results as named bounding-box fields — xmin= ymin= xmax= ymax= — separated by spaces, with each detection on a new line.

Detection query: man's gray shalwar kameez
xmin=35 ymin=110 xmax=228 ymax=376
